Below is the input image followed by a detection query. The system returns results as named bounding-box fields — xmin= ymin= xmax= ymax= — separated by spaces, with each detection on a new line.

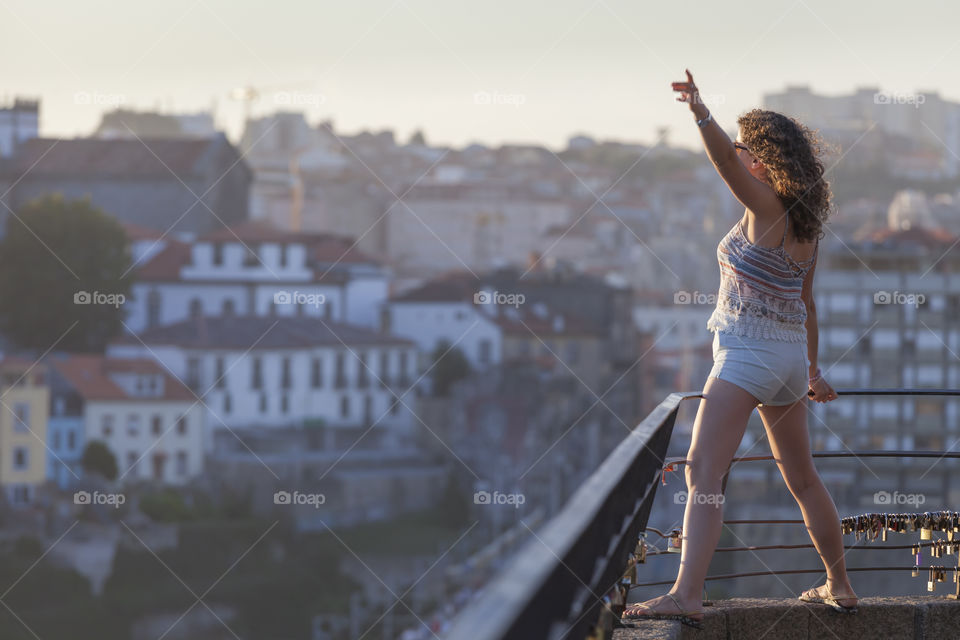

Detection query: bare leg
xmin=757 ymin=399 xmax=857 ymax=605
xmin=626 ymin=376 xmax=758 ymax=618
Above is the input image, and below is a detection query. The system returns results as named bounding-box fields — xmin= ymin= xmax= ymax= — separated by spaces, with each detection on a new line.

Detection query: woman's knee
xmin=782 ymin=465 xmax=820 ymax=497
xmin=685 ymin=456 xmax=728 ymax=490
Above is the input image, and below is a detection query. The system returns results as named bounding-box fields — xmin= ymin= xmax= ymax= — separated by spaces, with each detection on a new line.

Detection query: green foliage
xmin=139 ymin=489 xmax=195 ymax=522
xmin=0 ymin=194 xmax=133 ymax=352
xmin=81 ymin=440 xmax=118 ymax=481
xmin=429 ymin=340 xmax=471 ymax=397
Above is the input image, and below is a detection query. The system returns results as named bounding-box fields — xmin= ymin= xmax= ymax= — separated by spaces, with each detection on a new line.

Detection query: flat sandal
xmin=798 ymin=585 xmax=858 ymax=614
xmin=622 ymin=592 xmax=705 ymax=629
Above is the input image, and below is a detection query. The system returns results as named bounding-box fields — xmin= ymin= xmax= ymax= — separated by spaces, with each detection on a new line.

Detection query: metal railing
xmin=445 ymin=388 xmax=960 ymax=640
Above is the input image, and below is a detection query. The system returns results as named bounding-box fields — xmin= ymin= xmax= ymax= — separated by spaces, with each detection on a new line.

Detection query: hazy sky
xmin=2 ymin=0 xmax=958 ymax=152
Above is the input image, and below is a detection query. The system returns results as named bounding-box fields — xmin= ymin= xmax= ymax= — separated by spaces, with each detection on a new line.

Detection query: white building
xmin=48 ymin=354 xmax=204 ymax=485
xmin=106 ymin=315 xmax=419 ymax=448
xmin=123 ymin=220 xmax=389 ymax=333
xmin=386 ymin=277 xmax=504 ymax=371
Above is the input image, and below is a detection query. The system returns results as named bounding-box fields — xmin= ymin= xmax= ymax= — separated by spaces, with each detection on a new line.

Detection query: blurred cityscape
xmin=0 ymin=82 xmax=957 ymax=639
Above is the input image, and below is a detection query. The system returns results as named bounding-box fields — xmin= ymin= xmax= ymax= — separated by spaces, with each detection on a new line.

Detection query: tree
xmin=429 ymin=341 xmax=471 ymax=397
xmin=0 ymin=194 xmax=133 ymax=352
xmin=81 ymin=441 xmax=118 ymax=481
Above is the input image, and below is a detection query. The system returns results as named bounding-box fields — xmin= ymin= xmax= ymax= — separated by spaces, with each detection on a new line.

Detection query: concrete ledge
xmin=613 ymin=596 xmax=960 ymax=640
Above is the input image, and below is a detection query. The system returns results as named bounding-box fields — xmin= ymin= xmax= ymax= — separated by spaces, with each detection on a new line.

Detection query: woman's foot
xmin=799 ymin=583 xmax=858 ymax=612
xmin=623 ymin=592 xmax=704 ymax=628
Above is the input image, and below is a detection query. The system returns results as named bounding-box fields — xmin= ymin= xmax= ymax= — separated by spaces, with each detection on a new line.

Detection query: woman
xmin=622 ymin=70 xmax=857 ymax=629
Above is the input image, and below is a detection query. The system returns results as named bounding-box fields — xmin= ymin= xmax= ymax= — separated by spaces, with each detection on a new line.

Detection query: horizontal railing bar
xmin=676 ymin=388 xmax=960 ymax=401
xmin=629 ymin=566 xmax=960 ymax=587
xmin=644 ymin=540 xmax=950 ymax=555
xmin=664 ymin=450 xmax=960 ymax=467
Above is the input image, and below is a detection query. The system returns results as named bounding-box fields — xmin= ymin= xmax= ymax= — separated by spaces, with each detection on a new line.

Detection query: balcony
xmin=445 ymin=389 xmax=960 ymax=640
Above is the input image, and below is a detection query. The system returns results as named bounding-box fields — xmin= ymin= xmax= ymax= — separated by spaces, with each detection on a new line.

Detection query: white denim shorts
xmin=708 ymin=331 xmax=810 ymax=406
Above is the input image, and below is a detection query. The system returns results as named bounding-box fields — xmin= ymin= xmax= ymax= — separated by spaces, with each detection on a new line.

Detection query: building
xmin=123 ymin=220 xmax=389 ymax=333
xmin=763 ymin=85 xmax=960 ymax=179
xmin=386 ymin=182 xmax=573 ymax=276
xmin=0 ymin=98 xmax=38 ymax=158
xmin=94 ymin=108 xmax=217 ymax=139
xmin=47 ymin=354 xmax=203 ymax=485
xmin=106 ymin=315 xmax=419 ymax=448
xmin=814 ymin=226 xmax=960 ymax=465
xmin=0 ymin=357 xmax=49 ymax=504
xmin=0 ymin=134 xmax=251 ymax=235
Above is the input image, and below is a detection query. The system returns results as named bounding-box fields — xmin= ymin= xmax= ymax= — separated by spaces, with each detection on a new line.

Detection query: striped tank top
xmin=706 ymin=215 xmax=818 ymax=342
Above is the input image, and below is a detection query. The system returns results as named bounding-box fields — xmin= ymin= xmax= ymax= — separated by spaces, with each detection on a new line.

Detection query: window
xmin=214 ymin=357 xmax=226 ymax=388
xmin=12 ymin=402 xmax=29 ymax=432
xmin=281 ymin=357 xmax=292 ymax=389
xmin=335 ymin=352 xmax=347 ymax=388
xmin=102 ymin=414 xmax=115 ymax=437
xmin=259 ymin=394 xmax=267 ymax=413
xmin=11 ymin=485 xmax=30 ymax=504
xmin=281 ymin=394 xmax=289 ymax=414
xmin=152 ymin=453 xmax=166 ymax=480
xmin=379 ymin=351 xmax=390 ymax=387
xmin=311 ymin=357 xmax=323 ymax=388
xmin=147 ymin=290 xmax=161 ymax=328
xmin=127 ymin=451 xmax=139 ymax=474
xmin=67 ymin=430 xmax=76 ymax=451
xmin=479 ymin=339 xmax=492 ymax=364
xmin=279 ymin=244 xmax=287 ymax=268
xmin=398 ymin=351 xmax=410 ymax=386
xmin=340 ymin=395 xmax=350 ymax=418
xmin=127 ymin=414 xmax=141 ymax=437
xmin=52 ymin=430 xmax=61 ymax=450
xmin=176 ymin=451 xmax=188 ymax=476
xmin=357 ymin=352 xmax=369 ymax=388
xmin=223 ymin=393 xmax=232 ymax=413
xmin=389 ymin=399 xmax=400 ymax=416
xmin=176 ymin=416 xmax=187 ymax=435
xmin=186 ymin=358 xmax=201 ymax=391
xmin=53 ymin=396 xmax=66 ymax=416
xmin=13 ymin=447 xmax=28 ymax=470
xmin=189 ymin=298 xmax=203 ymax=319
xmin=151 ymin=415 xmax=162 ymax=436
xmin=222 ymin=298 xmax=236 ymax=316
xmin=212 ymin=242 xmax=223 ymax=265
xmin=363 ymin=395 xmax=373 ymax=426
xmin=251 ymin=357 xmax=263 ymax=389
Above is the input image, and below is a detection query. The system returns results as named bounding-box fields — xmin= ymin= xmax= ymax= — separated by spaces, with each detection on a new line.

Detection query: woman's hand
xmin=808 ymin=375 xmax=838 ymax=403
xmin=671 ymin=69 xmax=708 ymax=119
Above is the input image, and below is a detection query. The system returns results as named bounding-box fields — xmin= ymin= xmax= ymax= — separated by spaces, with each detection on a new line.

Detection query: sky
xmin=1 ymin=0 xmax=958 ymax=152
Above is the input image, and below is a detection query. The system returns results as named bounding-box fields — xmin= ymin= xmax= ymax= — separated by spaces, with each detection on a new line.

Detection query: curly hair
xmin=736 ymin=109 xmax=834 ymax=242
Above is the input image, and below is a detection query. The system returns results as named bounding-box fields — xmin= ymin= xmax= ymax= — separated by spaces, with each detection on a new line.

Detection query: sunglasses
xmin=733 ymin=142 xmax=750 ymax=153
